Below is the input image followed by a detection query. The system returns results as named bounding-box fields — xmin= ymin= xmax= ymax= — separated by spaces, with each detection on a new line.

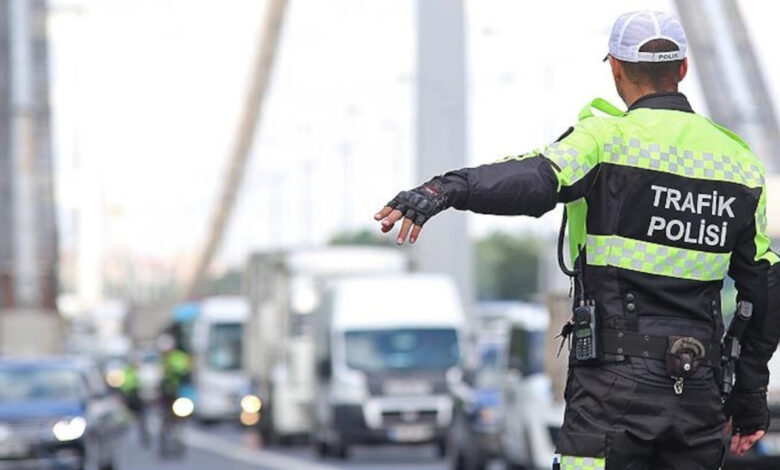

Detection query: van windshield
xmin=344 ymin=328 xmax=459 ymax=372
xmin=508 ymin=328 xmax=546 ymax=376
xmin=207 ymin=323 xmax=243 ymax=371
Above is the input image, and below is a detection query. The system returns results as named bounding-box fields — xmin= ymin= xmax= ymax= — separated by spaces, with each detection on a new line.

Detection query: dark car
xmin=0 ymin=358 xmax=129 ymax=470
xmin=447 ymin=343 xmax=503 ymax=470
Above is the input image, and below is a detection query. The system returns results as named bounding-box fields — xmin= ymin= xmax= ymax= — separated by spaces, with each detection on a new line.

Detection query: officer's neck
xmin=621 ymin=84 xmax=678 ymax=108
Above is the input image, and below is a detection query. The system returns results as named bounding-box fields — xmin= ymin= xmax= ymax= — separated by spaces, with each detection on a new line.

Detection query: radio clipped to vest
xmin=572 ymin=300 xmax=599 ymax=361
xmin=556 ymin=208 xmax=600 ymax=362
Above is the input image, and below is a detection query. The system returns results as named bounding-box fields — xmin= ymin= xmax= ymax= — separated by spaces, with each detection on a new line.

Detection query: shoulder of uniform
xmin=704 ymin=118 xmax=768 ymax=181
xmin=704 ymin=118 xmax=752 ymax=152
xmin=578 ymin=98 xmax=626 ymax=122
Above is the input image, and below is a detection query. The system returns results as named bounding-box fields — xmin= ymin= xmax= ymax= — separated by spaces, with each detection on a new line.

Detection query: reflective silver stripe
xmin=586 ymin=235 xmax=731 ymax=281
xmin=603 ymin=136 xmax=764 ymax=188
xmin=545 ymin=141 xmax=593 ymax=185
xmin=560 ymin=455 xmax=606 ymax=470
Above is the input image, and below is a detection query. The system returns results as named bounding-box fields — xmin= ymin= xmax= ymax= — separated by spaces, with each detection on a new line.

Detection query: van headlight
xmin=172 ymin=397 xmax=194 ymax=417
xmin=332 ymin=368 xmax=368 ymax=404
xmin=52 ymin=417 xmax=86 ymax=442
xmin=240 ymin=395 xmax=262 ymax=414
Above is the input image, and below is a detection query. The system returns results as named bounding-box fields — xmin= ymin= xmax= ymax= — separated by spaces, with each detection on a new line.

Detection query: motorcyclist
xmin=157 ymin=333 xmax=192 ymax=457
xmin=119 ymin=357 xmax=149 ymax=447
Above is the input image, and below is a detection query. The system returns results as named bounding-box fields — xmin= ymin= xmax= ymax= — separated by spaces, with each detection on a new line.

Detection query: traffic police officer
xmin=374 ymin=11 xmax=780 ymax=469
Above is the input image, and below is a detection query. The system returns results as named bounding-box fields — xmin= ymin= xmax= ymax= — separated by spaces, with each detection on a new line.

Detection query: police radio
xmin=573 ymin=301 xmax=599 ymax=361
xmin=557 ymin=208 xmax=600 ymax=361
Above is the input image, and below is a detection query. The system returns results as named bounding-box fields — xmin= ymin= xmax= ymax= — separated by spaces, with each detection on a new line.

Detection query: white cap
xmin=607 ymin=11 xmax=687 ymax=63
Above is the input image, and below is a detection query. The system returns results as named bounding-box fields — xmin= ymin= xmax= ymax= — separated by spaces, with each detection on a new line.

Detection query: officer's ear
xmin=678 ymin=57 xmax=688 ymax=83
xmin=608 ymin=55 xmax=622 ymax=81
xmin=609 ymin=56 xmax=624 ymax=83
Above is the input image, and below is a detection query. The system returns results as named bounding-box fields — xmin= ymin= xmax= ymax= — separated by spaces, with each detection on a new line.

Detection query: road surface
xmin=119 ymin=420 xmax=762 ymax=470
xmin=120 ymin=421 xmax=482 ymax=470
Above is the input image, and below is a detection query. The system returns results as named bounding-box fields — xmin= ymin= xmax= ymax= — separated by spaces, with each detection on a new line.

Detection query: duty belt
xmin=601 ymin=328 xmax=719 ymax=368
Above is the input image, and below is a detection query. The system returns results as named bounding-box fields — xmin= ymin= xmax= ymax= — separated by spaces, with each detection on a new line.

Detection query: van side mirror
xmin=317 ymin=358 xmax=332 ymax=380
xmin=461 ymin=369 xmax=475 ymax=386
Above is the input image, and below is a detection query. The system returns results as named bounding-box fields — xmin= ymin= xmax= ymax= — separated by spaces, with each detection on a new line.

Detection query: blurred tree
xmin=475 ymin=232 xmax=543 ymax=301
xmin=329 ymin=229 xmax=394 ymax=246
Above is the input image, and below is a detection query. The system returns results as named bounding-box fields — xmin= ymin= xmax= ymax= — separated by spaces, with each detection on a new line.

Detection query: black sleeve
xmin=433 ymin=155 xmax=560 ymax=217
xmin=728 ymin=188 xmax=780 ymax=392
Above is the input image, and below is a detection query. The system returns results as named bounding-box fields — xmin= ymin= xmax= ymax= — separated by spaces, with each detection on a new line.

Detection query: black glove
xmin=726 ymin=388 xmax=770 ymax=434
xmin=386 ymin=179 xmax=450 ymax=226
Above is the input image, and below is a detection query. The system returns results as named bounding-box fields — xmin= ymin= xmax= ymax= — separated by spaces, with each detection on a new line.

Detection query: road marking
xmin=183 ymin=427 xmax=341 ymax=470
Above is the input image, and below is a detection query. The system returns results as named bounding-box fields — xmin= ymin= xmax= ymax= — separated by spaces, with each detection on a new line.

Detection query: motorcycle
xmin=158 ymin=383 xmax=195 ymax=458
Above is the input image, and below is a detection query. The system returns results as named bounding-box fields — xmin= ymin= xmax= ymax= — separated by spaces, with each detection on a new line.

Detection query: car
xmin=497 ymin=303 xmax=563 ymax=470
xmin=447 ymin=342 xmax=504 ymax=470
xmin=0 ymin=357 xmax=129 ymax=470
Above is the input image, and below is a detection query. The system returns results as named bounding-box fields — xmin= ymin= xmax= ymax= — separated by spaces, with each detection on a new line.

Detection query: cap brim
xmin=602 ymin=53 xmax=609 ymax=62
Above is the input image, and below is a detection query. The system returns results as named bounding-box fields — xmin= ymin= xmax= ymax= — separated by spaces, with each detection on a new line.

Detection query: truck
xmin=311 ymin=273 xmax=465 ymax=459
xmin=243 ymin=246 xmax=407 ymax=444
xmin=190 ymin=296 xmax=252 ymax=423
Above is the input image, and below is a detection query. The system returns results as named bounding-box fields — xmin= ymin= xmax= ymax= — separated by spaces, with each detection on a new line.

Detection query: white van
xmin=312 ymin=274 xmax=465 ymax=459
xmin=191 ymin=296 xmax=251 ymax=423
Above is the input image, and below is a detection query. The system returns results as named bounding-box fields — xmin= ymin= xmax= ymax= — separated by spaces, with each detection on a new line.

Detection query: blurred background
xmin=0 ymin=0 xmax=778 ymax=469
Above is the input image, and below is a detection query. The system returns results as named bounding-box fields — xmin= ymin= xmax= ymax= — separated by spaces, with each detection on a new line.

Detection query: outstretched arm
xmin=375 ymin=123 xmax=603 ymax=244
xmin=374 ymin=154 xmax=559 ymax=244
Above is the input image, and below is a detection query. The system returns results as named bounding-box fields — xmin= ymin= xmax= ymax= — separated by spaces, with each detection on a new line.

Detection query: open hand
xmin=374 ymin=206 xmax=423 ymax=245
xmin=725 ymin=389 xmax=770 ymax=456
xmin=374 ymin=181 xmax=449 ymax=245
xmin=730 ymin=430 xmax=765 ymax=456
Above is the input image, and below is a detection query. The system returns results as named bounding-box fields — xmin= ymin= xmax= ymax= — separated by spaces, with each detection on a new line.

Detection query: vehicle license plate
xmin=383 ymin=380 xmax=432 ymax=396
xmin=390 ymin=424 xmax=433 ymax=442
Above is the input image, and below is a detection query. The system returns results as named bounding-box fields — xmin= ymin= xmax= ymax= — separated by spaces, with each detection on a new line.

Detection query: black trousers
xmin=556 ymin=361 xmax=727 ymax=470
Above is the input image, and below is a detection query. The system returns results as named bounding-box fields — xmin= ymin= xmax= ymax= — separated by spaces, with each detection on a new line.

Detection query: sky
xmin=47 ymin=0 xmax=780 ymax=285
